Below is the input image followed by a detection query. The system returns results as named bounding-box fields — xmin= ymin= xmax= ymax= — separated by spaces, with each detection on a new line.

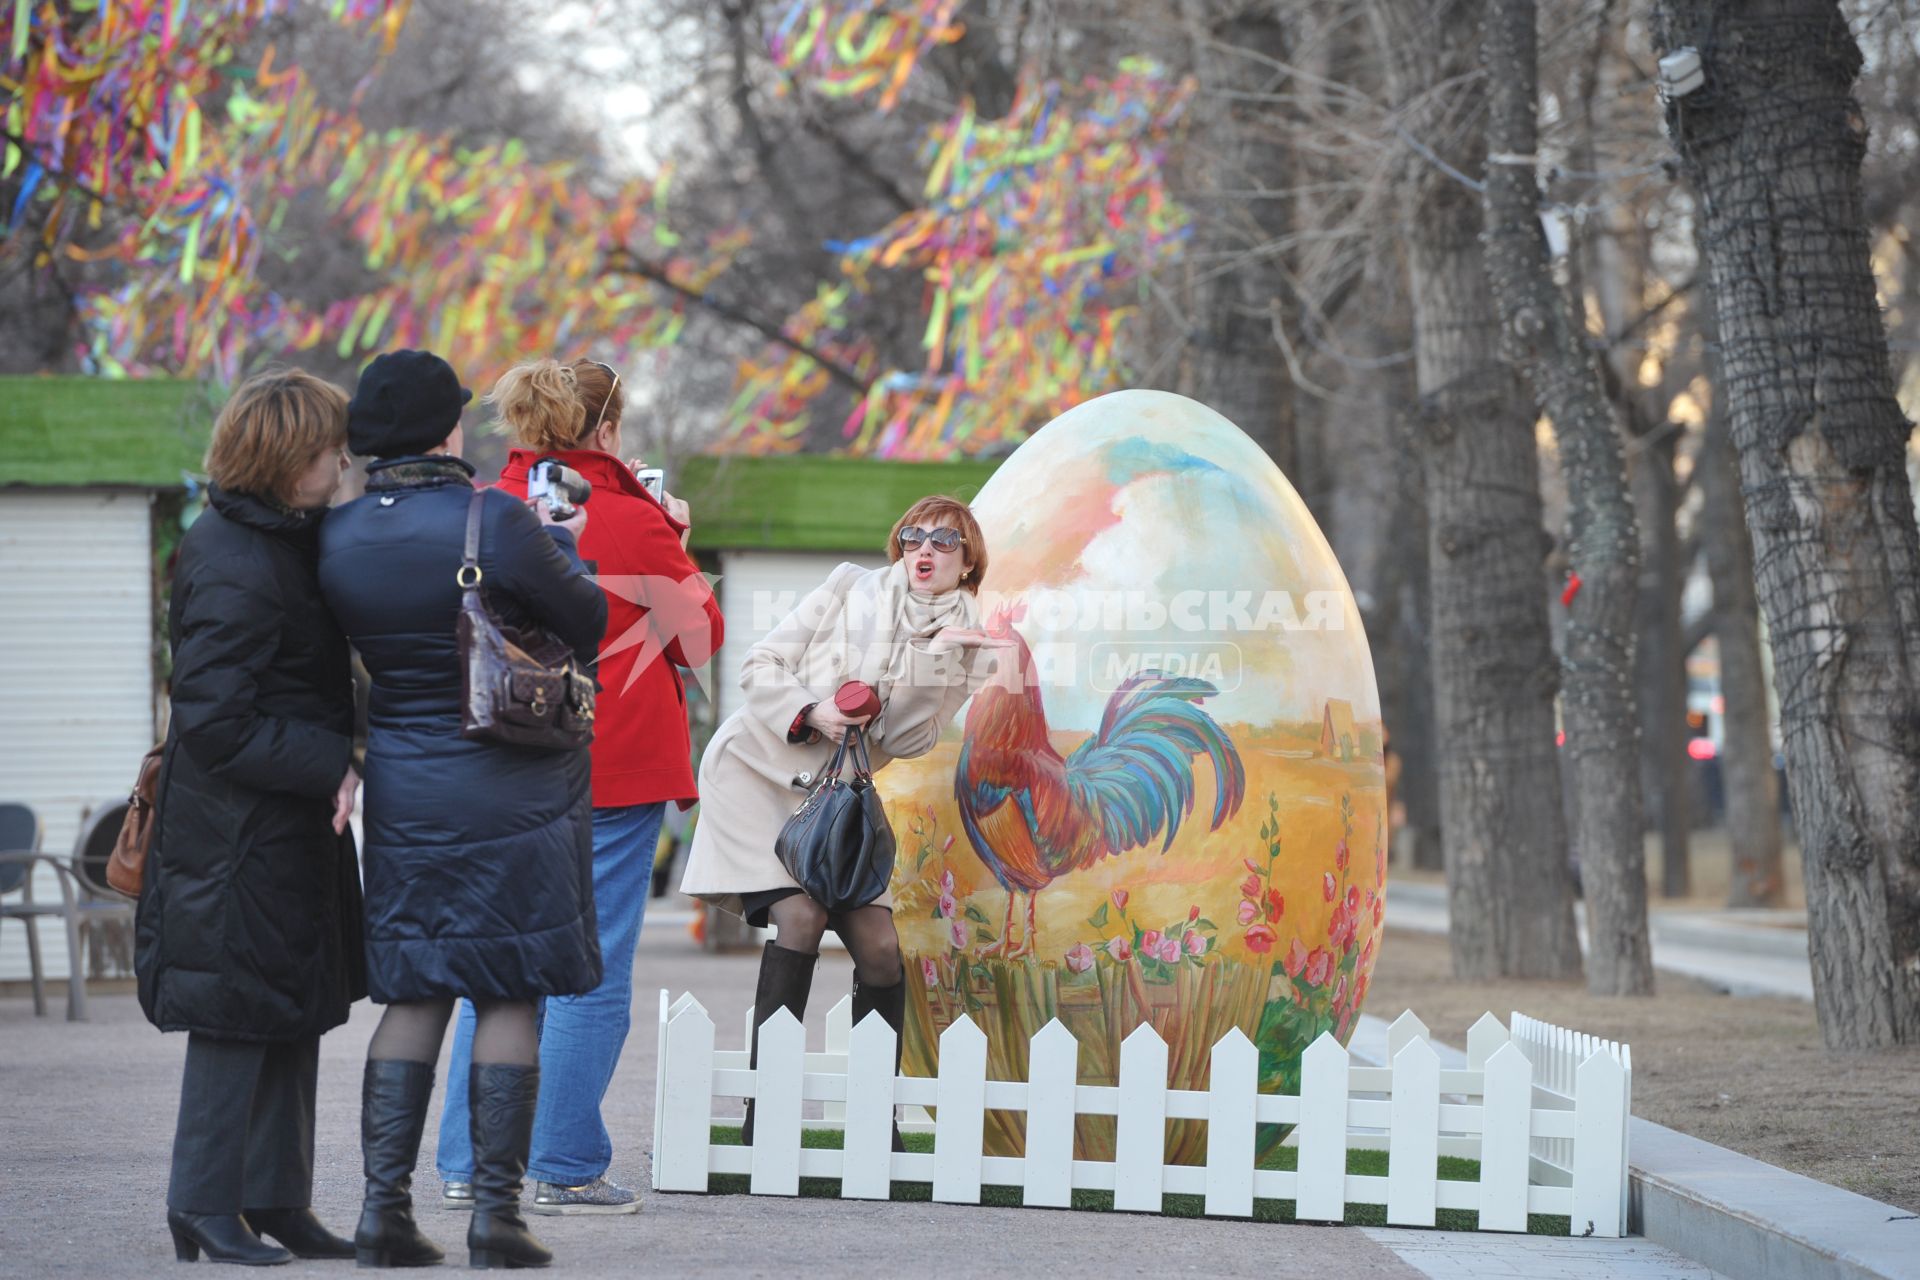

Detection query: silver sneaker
xmin=441 ymin=1181 xmax=473 ymax=1211
xmin=529 ymin=1176 xmax=640 ymax=1215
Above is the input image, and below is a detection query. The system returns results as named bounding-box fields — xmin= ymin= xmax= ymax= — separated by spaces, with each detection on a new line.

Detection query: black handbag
xmin=774 ymin=725 xmax=896 ymax=913
xmin=456 ymin=489 xmax=596 ymax=752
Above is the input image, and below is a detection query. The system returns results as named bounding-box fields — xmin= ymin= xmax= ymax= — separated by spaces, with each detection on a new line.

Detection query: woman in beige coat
xmin=680 ymin=495 xmax=1009 ymax=1144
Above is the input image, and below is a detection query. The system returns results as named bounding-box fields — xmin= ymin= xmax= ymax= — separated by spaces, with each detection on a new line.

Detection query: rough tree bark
xmin=1585 ymin=118 xmax=1694 ymax=902
xmin=1479 ymin=0 xmax=1653 ymax=995
xmin=1692 ymin=243 xmax=1785 ymax=908
xmin=1368 ymin=0 xmax=1582 ymax=981
xmin=1655 ymin=0 xmax=1920 ymax=1048
xmin=1175 ymin=3 xmax=1298 ymax=470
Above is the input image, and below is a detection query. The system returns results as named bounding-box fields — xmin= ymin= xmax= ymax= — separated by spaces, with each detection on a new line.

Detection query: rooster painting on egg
xmin=879 ymin=389 xmax=1387 ymax=1163
xmin=956 ymin=597 xmax=1247 ymax=958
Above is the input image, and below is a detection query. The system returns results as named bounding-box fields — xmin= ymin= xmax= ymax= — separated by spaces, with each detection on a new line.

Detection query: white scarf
xmin=800 ymin=559 xmax=980 ymax=701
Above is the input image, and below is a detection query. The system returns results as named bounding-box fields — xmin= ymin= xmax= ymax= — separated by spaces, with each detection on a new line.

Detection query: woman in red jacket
xmin=434 ymin=358 xmax=723 ymax=1215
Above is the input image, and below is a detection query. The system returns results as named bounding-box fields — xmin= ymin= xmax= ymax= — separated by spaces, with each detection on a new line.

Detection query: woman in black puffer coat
xmin=318 ymin=350 xmax=606 ymax=1271
xmin=137 ymin=368 xmax=366 ymax=1268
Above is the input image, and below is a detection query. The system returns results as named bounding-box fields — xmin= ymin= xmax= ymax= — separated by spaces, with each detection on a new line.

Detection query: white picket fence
xmin=651 ymin=991 xmax=1632 ymax=1237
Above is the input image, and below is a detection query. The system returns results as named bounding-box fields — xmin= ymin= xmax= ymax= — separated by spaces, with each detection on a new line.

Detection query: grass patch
xmin=703 ymin=1127 xmax=1571 ymax=1235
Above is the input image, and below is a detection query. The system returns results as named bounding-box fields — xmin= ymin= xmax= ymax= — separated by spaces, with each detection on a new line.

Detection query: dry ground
xmin=1363 ymin=927 xmax=1920 ymax=1213
xmin=1393 ymin=828 xmax=1805 ymax=912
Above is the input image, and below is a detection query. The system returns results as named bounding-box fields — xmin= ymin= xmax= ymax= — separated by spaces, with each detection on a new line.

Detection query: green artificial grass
xmin=674 ymin=454 xmax=1002 ymax=552
xmin=0 ymin=377 xmax=212 ymax=488
xmin=701 ymin=1126 xmax=1572 ymax=1235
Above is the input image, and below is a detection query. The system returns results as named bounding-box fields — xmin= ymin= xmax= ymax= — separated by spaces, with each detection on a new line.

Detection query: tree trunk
xmin=1629 ymin=427 xmax=1694 ymax=897
xmin=1177 ymin=5 xmax=1298 ymax=472
xmin=1368 ymin=0 xmax=1582 ymax=982
xmin=1390 ymin=534 xmax=1446 ymax=873
xmin=1479 ymin=0 xmax=1653 ymax=994
xmin=1655 ymin=0 xmax=1920 ymax=1047
xmin=1319 ymin=261 xmax=1442 ymax=875
xmin=1699 ymin=399 xmax=1787 ymax=907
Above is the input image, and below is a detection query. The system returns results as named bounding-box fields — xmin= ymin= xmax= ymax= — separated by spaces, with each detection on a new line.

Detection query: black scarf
xmin=364 ymin=454 xmax=477 ymax=492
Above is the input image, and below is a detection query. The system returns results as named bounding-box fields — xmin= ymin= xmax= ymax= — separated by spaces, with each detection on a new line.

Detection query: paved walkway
xmin=2 ymin=926 xmax=1722 ymax=1279
xmin=1383 ymin=882 xmax=1813 ymax=1000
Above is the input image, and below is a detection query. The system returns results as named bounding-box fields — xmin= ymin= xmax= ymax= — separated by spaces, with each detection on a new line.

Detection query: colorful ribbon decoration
xmin=4 ymin=1 xmax=1192 ymax=460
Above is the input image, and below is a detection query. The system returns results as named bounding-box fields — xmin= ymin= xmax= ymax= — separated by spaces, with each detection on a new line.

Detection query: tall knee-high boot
xmin=741 ymin=942 xmax=817 ymax=1145
xmin=851 ymin=975 xmax=909 ymax=1152
xmin=466 ymin=1064 xmax=550 ymax=1270
xmin=353 ymin=1060 xmax=445 ymax=1268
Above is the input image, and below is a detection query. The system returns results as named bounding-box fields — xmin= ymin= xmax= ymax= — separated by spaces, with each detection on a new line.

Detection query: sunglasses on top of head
xmin=581 ymin=360 xmax=620 ymax=436
xmin=898 ymin=525 xmax=965 ymax=552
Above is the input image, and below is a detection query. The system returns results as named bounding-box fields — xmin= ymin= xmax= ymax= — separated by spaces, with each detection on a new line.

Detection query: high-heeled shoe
xmin=166 ymin=1210 xmax=291 ymax=1266
xmin=244 ymin=1206 xmax=355 ymax=1260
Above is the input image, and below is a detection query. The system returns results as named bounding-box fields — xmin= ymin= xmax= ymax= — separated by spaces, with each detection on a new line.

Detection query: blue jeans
xmin=435 ymin=802 xmax=664 ymax=1185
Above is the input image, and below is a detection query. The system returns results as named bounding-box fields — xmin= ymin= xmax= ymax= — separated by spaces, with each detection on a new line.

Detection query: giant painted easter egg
xmin=879 ymin=389 xmax=1386 ymax=1160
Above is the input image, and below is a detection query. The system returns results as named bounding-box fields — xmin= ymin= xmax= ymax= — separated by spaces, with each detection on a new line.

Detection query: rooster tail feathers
xmin=1066 ymin=675 xmax=1247 ymax=855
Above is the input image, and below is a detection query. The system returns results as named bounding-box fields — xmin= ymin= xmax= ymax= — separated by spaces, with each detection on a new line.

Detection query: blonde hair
xmin=487 ymin=359 xmax=587 ymax=450
xmin=569 ymin=359 xmax=624 ymax=436
xmin=204 ymin=369 xmax=349 ymax=504
xmin=887 ymin=495 xmax=988 ymax=595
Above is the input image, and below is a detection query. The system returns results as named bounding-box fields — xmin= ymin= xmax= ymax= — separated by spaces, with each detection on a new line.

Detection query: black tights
xmin=768 ymin=896 xmax=903 ymax=987
xmin=366 ymin=999 xmax=538 ymax=1067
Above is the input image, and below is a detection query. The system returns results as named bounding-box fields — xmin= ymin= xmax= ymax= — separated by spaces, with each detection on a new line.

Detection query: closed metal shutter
xmin=712 ymin=551 xmax=880 ymax=723
xmin=0 ymin=490 xmax=154 ymax=981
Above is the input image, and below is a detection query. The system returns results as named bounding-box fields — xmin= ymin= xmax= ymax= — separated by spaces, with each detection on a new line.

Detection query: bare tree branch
xmin=603 ymin=247 xmax=868 ymax=393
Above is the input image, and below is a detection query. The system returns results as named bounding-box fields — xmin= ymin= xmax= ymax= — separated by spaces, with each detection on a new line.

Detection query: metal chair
xmin=0 ymin=801 xmax=89 ymax=1020
xmin=70 ymin=802 xmax=138 ymax=990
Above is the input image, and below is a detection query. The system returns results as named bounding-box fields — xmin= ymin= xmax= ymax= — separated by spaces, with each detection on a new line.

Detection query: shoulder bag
xmin=104 ymin=742 xmax=165 ymax=897
xmin=775 ymin=724 xmax=895 ymax=913
xmin=456 ymin=489 xmax=597 ymax=751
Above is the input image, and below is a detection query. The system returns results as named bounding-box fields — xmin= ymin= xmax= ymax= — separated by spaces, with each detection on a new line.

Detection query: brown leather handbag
xmin=105 ymin=742 xmax=165 ymax=897
xmin=456 ymin=489 xmax=596 ymax=752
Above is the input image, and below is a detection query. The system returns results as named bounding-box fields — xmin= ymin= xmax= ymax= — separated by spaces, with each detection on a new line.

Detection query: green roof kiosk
xmin=0 ymin=377 xmax=212 ymax=985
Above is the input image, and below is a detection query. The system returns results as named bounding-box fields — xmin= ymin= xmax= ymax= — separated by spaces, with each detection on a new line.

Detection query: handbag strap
xmin=818 ymin=730 xmax=851 ymax=784
xmin=457 ymin=488 xmax=484 ymax=591
xmin=846 ymin=724 xmax=875 ymax=780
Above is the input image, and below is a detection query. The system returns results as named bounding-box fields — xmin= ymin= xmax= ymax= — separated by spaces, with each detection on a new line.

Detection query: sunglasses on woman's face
xmin=899 ymin=525 xmax=965 ymax=552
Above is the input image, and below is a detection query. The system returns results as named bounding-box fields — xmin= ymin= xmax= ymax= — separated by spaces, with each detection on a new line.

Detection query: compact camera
xmin=527 ymin=458 xmax=592 ymax=520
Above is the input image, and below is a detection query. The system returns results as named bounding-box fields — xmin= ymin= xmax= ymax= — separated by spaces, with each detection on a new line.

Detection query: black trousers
xmin=166 ymin=1033 xmax=319 ymax=1214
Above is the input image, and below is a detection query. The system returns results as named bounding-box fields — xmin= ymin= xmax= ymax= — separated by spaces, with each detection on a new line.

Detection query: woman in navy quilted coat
xmin=318 ymin=350 xmax=606 ymax=1270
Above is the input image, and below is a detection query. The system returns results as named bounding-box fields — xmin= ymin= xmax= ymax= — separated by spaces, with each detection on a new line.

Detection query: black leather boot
xmin=852 ymin=974 xmax=909 ymax=1152
xmin=166 ymin=1210 xmax=291 ymax=1265
xmin=741 ymin=942 xmax=817 ymax=1145
xmin=244 ymin=1207 xmax=355 ymax=1260
xmin=466 ymin=1064 xmax=549 ymax=1270
xmin=353 ymin=1060 xmax=445 ymax=1268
